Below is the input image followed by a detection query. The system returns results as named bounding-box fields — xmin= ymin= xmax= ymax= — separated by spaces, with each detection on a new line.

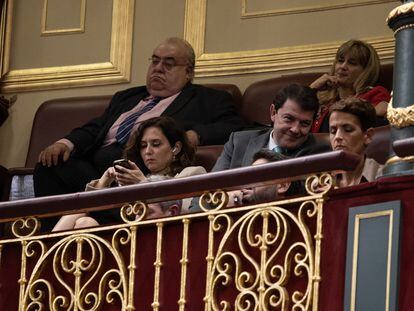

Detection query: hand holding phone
xmin=113 ymin=159 xmax=131 ymax=172
xmin=112 ymin=159 xmax=146 ymax=185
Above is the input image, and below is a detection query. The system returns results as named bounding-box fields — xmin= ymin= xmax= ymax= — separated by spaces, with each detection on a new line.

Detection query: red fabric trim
xmin=312 ymin=85 xmax=391 ymax=133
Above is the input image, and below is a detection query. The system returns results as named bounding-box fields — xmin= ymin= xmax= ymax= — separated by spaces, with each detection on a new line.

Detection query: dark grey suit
xmin=212 ymin=128 xmax=331 ymax=171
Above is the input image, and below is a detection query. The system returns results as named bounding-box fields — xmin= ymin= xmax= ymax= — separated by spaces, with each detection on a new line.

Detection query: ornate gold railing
xmin=0 ymin=151 xmax=359 ymax=310
xmin=0 ymin=175 xmax=333 ymax=311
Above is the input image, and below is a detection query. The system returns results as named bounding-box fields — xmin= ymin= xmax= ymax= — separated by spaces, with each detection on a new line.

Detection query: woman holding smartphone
xmin=53 ymin=116 xmax=206 ymax=230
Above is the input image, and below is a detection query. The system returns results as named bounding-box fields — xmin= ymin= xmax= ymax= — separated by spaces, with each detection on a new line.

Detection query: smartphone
xmin=113 ymin=159 xmax=131 ymax=172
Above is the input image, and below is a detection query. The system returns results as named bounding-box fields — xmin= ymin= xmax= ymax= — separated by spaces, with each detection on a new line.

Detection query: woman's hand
xmin=95 ymin=167 xmax=117 ymax=189
xmin=310 ymin=73 xmax=339 ymax=91
xmin=115 ymin=161 xmax=146 ymax=186
xmin=227 ymin=190 xmax=244 ymax=207
xmin=227 ymin=188 xmax=254 ymax=207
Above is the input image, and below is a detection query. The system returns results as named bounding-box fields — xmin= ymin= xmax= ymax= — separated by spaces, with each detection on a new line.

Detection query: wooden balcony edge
xmin=0 ymin=150 xmax=360 ymax=221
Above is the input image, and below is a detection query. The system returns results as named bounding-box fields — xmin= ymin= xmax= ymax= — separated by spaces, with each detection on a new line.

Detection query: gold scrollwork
xmin=305 ymin=173 xmax=334 ymax=196
xmin=387 ymin=2 xmax=414 ymax=24
xmin=22 ymin=234 xmax=128 ymax=310
xmin=385 ymin=155 xmax=414 ymax=166
xmin=387 ymin=96 xmax=414 ymax=128
xmin=120 ymin=201 xmax=148 ymax=223
xmin=209 ymin=202 xmax=319 ymax=310
xmin=11 ymin=217 xmax=40 ymax=237
xmin=199 ymin=190 xmax=229 ymax=212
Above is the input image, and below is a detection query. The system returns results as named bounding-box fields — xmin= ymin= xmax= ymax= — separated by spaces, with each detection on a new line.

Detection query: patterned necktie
xmin=116 ymin=96 xmax=162 ymax=145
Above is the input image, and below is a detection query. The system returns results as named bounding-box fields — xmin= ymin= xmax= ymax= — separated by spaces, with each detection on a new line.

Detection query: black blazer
xmin=66 ymin=83 xmax=245 ymax=157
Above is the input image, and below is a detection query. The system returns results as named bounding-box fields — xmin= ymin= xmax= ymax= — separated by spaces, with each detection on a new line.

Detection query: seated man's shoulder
xmin=190 ymin=83 xmax=233 ymax=97
xmin=232 ymin=128 xmax=270 ymax=139
xmin=113 ymin=85 xmax=148 ymax=99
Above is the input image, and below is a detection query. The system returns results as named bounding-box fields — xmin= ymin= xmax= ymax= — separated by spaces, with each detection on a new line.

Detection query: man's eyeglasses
xmin=149 ymin=56 xmax=189 ymax=71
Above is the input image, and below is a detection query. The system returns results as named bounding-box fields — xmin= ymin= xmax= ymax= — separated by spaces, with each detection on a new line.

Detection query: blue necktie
xmin=116 ymin=97 xmax=162 ymax=145
xmin=272 ymin=146 xmax=284 ymax=154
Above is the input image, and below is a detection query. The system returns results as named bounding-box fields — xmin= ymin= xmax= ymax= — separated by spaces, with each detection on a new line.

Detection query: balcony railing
xmin=0 ymin=151 xmax=360 ymax=310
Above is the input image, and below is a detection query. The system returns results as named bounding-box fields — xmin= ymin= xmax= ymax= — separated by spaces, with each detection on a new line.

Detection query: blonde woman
xmin=310 ymin=39 xmax=390 ymax=133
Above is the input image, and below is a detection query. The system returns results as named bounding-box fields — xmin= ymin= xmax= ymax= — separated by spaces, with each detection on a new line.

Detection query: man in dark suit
xmin=213 ymin=83 xmax=331 ymax=171
xmin=34 ymin=37 xmax=244 ymax=197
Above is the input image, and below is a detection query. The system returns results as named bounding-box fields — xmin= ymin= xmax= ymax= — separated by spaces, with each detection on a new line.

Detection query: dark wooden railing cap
xmin=393 ymin=137 xmax=414 ymax=158
xmin=0 ymin=151 xmax=360 ymax=221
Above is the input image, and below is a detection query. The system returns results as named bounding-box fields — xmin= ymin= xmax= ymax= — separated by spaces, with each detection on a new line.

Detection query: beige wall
xmin=0 ymin=0 xmax=399 ymax=168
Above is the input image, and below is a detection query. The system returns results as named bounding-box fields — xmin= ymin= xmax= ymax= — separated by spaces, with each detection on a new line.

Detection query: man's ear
xmin=270 ymin=104 xmax=277 ymax=123
xmin=276 ymin=181 xmax=291 ymax=195
xmin=364 ymin=128 xmax=374 ymax=146
xmin=167 ymin=204 xmax=180 ymax=216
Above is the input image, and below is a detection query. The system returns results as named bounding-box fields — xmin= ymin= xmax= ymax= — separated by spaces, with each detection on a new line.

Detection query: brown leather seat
xmin=242 ymin=72 xmax=322 ymax=126
xmin=242 ymin=63 xmax=393 ymax=126
xmin=314 ymin=125 xmax=390 ymax=164
xmin=25 ymin=96 xmax=112 ymax=167
xmin=0 ymin=84 xmax=242 ymax=201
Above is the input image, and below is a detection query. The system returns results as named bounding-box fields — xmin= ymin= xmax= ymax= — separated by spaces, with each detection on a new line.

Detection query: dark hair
xmin=252 ymin=149 xmax=302 ymax=196
xmin=123 ymin=116 xmax=195 ymax=175
xmin=252 ymin=149 xmax=288 ymax=163
xmin=273 ymin=83 xmax=319 ymax=119
xmin=329 ymin=97 xmax=376 ymax=131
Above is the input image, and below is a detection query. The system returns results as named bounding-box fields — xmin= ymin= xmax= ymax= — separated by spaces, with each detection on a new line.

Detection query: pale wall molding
xmin=184 ymin=0 xmax=395 ymax=77
xmin=0 ymin=0 xmax=135 ymax=93
xmin=41 ymin=0 xmax=86 ymax=36
xmin=241 ymin=0 xmax=396 ymax=18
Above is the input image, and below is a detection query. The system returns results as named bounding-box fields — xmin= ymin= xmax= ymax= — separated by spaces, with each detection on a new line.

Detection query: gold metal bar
xmin=151 ymin=223 xmax=164 ymax=311
xmin=178 ymin=219 xmax=190 ymax=310
xmin=312 ymin=198 xmax=324 ymax=311
xmin=203 ymin=215 xmax=215 ymax=311
xmin=74 ymin=237 xmax=84 ymax=311
xmin=126 ymin=226 xmax=137 ymax=311
xmin=259 ymin=211 xmax=269 ymax=308
xmin=18 ymin=240 xmax=28 ymax=311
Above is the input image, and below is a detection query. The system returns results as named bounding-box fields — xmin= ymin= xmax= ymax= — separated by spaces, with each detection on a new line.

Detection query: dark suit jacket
xmin=212 ymin=128 xmax=331 ymax=171
xmin=66 ymin=83 xmax=244 ymax=157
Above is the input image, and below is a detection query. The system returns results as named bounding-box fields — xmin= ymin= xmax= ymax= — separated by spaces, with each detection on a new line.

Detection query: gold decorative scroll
xmin=20 ymin=233 xmax=129 ymax=310
xmin=0 ymin=173 xmax=332 ymax=310
xmin=387 ymin=1 xmax=414 ymax=24
xmin=387 ymin=96 xmax=414 ymax=128
xmin=207 ymin=201 xmax=321 ymax=310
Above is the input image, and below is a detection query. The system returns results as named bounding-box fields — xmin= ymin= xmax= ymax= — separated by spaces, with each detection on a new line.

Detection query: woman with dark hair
xmin=310 ymin=39 xmax=390 ymax=133
xmin=53 ymin=116 xmax=206 ymax=230
xmin=328 ymin=97 xmax=383 ymax=187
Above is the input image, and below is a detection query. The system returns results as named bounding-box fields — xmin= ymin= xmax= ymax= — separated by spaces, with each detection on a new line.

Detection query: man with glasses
xmin=34 ymin=37 xmax=244 ymax=199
